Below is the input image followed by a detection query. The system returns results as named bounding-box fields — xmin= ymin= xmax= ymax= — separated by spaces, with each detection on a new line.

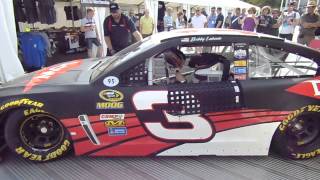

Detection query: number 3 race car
xmin=0 ymin=29 xmax=319 ymax=162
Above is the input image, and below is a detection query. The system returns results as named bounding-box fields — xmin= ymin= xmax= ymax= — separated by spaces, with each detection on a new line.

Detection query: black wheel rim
xmin=20 ymin=114 xmax=64 ymax=150
xmin=287 ymin=115 xmax=319 ymax=147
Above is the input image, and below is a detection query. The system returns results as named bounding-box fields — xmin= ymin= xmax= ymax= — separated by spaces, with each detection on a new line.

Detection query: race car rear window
xmin=248 ymin=45 xmax=318 ymax=79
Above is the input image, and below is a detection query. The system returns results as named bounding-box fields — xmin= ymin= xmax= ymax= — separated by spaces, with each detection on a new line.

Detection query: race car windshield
xmin=91 ymin=37 xmax=156 ymax=81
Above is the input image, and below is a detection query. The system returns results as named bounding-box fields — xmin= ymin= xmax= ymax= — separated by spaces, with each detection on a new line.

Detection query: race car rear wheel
xmin=272 ymin=109 xmax=320 ymax=159
xmin=4 ymin=109 xmax=72 ymax=162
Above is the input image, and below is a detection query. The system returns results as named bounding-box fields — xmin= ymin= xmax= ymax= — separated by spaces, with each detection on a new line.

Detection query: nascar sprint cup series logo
xmin=96 ymin=90 xmax=124 ymax=109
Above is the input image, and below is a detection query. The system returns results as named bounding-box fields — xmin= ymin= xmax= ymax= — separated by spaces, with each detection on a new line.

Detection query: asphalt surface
xmin=0 ymin=151 xmax=319 ymax=180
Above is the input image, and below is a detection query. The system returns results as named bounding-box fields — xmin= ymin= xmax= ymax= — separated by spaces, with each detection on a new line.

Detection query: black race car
xmin=0 ymin=29 xmax=319 ymax=162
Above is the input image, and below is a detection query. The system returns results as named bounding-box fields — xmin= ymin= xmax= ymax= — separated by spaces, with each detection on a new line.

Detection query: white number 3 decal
xmin=133 ymin=91 xmax=214 ymax=142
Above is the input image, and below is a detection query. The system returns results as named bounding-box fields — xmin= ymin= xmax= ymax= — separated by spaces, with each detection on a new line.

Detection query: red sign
xmin=286 ymin=77 xmax=320 ymax=99
xmin=23 ymin=60 xmax=82 ymax=92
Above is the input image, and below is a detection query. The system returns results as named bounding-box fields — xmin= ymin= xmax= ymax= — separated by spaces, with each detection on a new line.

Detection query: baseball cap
xmin=110 ymin=3 xmax=120 ymax=13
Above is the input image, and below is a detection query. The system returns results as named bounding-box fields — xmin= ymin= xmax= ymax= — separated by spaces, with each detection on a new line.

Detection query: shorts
xmin=85 ymin=38 xmax=101 ymax=49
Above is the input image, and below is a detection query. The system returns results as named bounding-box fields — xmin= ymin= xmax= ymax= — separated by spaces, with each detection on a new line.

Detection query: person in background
xmin=215 ymin=7 xmax=224 ymax=28
xmin=175 ymin=11 xmax=187 ymax=29
xmin=241 ymin=7 xmax=258 ymax=32
xmin=279 ymin=2 xmax=300 ymax=41
xmin=241 ymin=8 xmax=247 ymax=17
xmin=230 ymin=8 xmax=242 ymax=30
xmin=80 ymin=8 xmax=103 ymax=58
xmin=183 ymin=9 xmax=188 ymax=24
xmin=103 ymin=3 xmax=142 ymax=56
xmin=164 ymin=7 xmax=174 ymax=31
xmin=201 ymin=8 xmax=208 ymax=17
xmin=207 ymin=7 xmax=217 ymax=28
xmin=129 ymin=9 xmax=139 ymax=30
xmin=257 ymin=6 xmax=273 ymax=35
xmin=298 ymin=1 xmax=320 ymax=45
xmin=157 ymin=1 xmax=166 ymax=32
xmin=224 ymin=11 xmax=232 ymax=28
xmin=270 ymin=9 xmax=282 ymax=37
xmin=140 ymin=9 xmax=154 ymax=38
xmin=191 ymin=8 xmax=207 ymax=28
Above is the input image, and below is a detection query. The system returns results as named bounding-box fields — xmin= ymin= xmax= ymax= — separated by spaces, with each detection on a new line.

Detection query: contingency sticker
xmin=96 ymin=90 xmax=125 ymax=110
xmin=103 ymin=76 xmax=119 ymax=87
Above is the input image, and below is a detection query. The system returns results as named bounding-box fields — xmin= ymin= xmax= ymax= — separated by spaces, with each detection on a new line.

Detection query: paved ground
xmin=0 ymin=151 xmax=319 ymax=180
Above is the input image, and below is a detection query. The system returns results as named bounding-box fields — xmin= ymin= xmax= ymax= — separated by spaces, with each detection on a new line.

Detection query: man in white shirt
xmin=279 ymin=2 xmax=300 ymax=41
xmin=191 ymin=8 xmax=207 ymax=28
xmin=80 ymin=8 xmax=103 ymax=58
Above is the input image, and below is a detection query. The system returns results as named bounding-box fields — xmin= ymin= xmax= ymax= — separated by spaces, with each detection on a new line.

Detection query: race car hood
xmin=0 ymin=59 xmax=103 ymax=92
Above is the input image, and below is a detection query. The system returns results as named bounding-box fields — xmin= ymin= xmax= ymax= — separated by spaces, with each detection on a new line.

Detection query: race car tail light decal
xmin=78 ymin=115 xmax=101 ymax=145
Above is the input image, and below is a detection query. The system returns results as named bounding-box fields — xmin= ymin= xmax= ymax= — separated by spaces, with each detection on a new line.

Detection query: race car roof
xmin=151 ymin=28 xmax=283 ymax=43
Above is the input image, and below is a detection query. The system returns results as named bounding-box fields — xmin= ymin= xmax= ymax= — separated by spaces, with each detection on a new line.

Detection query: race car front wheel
xmin=272 ymin=109 xmax=320 ymax=159
xmin=4 ymin=109 xmax=72 ymax=162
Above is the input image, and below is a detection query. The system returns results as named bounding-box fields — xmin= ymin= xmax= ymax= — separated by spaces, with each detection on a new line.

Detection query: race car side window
xmin=248 ymin=45 xmax=318 ymax=79
xmin=150 ymin=46 xmax=234 ymax=85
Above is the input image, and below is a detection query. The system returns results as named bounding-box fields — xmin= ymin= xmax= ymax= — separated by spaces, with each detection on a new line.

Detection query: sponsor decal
xmin=15 ymin=139 xmax=70 ymax=161
xmin=286 ymin=78 xmax=320 ymax=99
xmin=100 ymin=114 xmax=125 ymax=120
xmin=181 ymin=38 xmax=190 ymax=43
xmin=0 ymin=99 xmax=44 ymax=111
xmin=24 ymin=108 xmax=45 ymax=116
xmin=108 ymin=127 xmax=127 ymax=136
xmin=293 ymin=149 xmax=320 ymax=159
xmin=234 ymin=67 xmax=247 ymax=74
xmin=234 ymin=74 xmax=247 ymax=80
xmin=105 ymin=120 xmax=126 ymax=127
xmin=23 ymin=60 xmax=82 ymax=92
xmin=99 ymin=90 xmax=124 ymax=102
xmin=234 ymin=60 xmax=247 ymax=67
xmin=234 ymin=49 xmax=248 ymax=59
xmin=96 ymin=102 xmax=124 ymax=109
xmin=189 ymin=36 xmax=222 ymax=43
xmin=279 ymin=105 xmax=320 ymax=132
xmin=103 ymin=76 xmax=119 ymax=87
xmin=97 ymin=90 xmax=124 ymax=109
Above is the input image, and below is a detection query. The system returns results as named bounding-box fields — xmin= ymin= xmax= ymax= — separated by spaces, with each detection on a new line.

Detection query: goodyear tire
xmin=4 ymin=108 xmax=72 ymax=162
xmin=272 ymin=105 xmax=320 ymax=159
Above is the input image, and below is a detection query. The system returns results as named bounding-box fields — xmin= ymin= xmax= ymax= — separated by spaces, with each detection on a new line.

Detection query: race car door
xmin=130 ymin=48 xmax=242 ymax=144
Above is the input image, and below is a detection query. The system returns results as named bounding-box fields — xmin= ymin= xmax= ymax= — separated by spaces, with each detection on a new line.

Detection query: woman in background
xmin=241 ymin=7 xmax=258 ymax=32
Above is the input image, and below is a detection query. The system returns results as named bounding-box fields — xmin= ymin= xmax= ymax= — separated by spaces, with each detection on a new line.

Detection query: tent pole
xmin=280 ymin=0 xmax=284 ymax=11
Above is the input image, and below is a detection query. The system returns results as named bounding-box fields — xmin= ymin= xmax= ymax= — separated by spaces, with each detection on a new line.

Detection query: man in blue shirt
xmin=231 ymin=8 xmax=242 ymax=30
xmin=103 ymin=3 xmax=142 ymax=56
xmin=207 ymin=7 xmax=217 ymax=28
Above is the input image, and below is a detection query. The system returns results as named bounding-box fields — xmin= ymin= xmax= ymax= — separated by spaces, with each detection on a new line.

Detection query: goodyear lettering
xmin=105 ymin=120 xmax=126 ymax=127
xmin=44 ymin=140 xmax=70 ymax=161
xmin=96 ymin=102 xmax=124 ymax=109
xmin=0 ymin=99 xmax=44 ymax=111
xmin=14 ymin=139 xmax=70 ymax=162
xmin=295 ymin=149 xmax=320 ymax=159
xmin=24 ymin=108 xmax=45 ymax=116
xmin=279 ymin=105 xmax=319 ymax=132
xmin=15 ymin=147 xmax=25 ymax=154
